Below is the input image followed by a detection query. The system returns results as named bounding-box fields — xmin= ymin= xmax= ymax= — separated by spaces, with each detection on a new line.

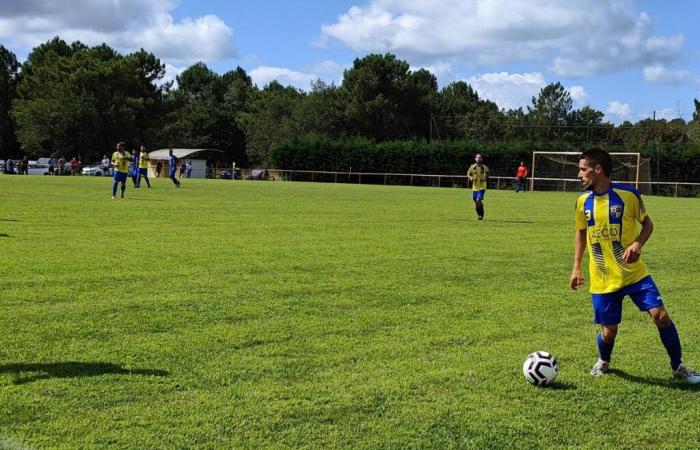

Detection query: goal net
xmin=530 ymin=152 xmax=652 ymax=193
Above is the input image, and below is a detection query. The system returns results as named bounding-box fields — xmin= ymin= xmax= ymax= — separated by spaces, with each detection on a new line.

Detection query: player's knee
xmin=651 ymin=309 xmax=670 ymax=327
xmin=601 ymin=326 xmax=617 ymax=343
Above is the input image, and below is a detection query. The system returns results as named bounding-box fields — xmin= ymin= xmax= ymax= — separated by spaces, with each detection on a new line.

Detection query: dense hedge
xmin=272 ymin=137 xmax=700 ymax=182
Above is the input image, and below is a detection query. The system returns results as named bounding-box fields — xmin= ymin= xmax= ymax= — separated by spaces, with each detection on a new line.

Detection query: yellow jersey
xmin=111 ymin=151 xmax=132 ymax=173
xmin=574 ymin=184 xmax=650 ymax=293
xmin=467 ymin=163 xmax=489 ymax=191
xmin=139 ymin=152 xmax=150 ymax=169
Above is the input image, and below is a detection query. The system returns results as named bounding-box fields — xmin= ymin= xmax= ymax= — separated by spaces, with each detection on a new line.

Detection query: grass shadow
xmin=0 ymin=233 xmax=10 ymax=237
xmin=0 ymin=218 xmax=18 ymax=222
xmin=548 ymin=381 xmax=578 ymax=390
xmin=608 ymin=368 xmax=699 ymax=390
xmin=0 ymin=361 xmax=168 ymax=385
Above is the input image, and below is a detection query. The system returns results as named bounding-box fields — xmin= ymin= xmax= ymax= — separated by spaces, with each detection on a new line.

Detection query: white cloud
xmin=250 ymin=66 xmax=320 ymax=91
xmin=643 ymin=64 xmax=700 ymax=85
xmin=415 ymin=61 xmax=453 ymax=79
xmin=136 ymin=14 xmax=236 ymax=63
xmin=568 ymin=85 xmax=590 ymax=107
xmin=463 ymin=72 xmax=545 ymax=110
xmin=0 ymin=0 xmax=236 ymax=65
xmin=321 ymin=0 xmax=683 ymax=76
xmin=606 ymin=100 xmax=631 ymax=115
xmin=250 ymin=61 xmax=349 ymax=91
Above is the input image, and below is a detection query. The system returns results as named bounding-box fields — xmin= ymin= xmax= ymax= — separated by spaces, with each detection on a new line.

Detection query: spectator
xmin=101 ymin=154 xmax=110 ymax=176
xmin=179 ymin=161 xmax=186 ymax=179
xmin=70 ymin=157 xmax=79 ymax=175
xmin=4 ymin=158 xmax=15 ymax=174
xmin=19 ymin=156 xmax=29 ymax=175
xmin=185 ymin=161 xmax=192 ymax=178
xmin=156 ymin=160 xmax=163 ymax=178
xmin=48 ymin=156 xmax=56 ymax=175
xmin=58 ymin=157 xmax=66 ymax=175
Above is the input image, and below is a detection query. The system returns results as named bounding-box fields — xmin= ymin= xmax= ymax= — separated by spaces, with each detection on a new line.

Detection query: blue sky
xmin=1 ymin=0 xmax=699 ymax=122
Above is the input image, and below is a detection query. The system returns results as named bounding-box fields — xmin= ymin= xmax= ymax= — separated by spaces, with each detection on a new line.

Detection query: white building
xmin=147 ymin=149 xmax=223 ymax=179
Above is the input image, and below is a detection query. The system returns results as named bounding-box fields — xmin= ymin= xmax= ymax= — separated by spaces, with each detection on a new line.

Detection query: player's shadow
xmin=608 ymin=368 xmax=699 ymax=390
xmin=0 ymin=233 xmax=10 ymax=237
xmin=0 ymin=218 xmax=18 ymax=222
xmin=0 ymin=362 xmax=168 ymax=385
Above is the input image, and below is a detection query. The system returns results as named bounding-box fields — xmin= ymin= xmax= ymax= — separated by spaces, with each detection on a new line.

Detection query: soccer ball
xmin=522 ymin=351 xmax=559 ymax=386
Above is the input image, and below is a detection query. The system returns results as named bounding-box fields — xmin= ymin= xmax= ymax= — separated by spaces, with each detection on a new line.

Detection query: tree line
xmin=1 ymin=38 xmax=699 ymax=181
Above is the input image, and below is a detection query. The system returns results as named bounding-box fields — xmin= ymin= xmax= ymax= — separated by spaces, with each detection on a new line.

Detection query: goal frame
xmin=530 ymin=151 xmax=641 ymax=191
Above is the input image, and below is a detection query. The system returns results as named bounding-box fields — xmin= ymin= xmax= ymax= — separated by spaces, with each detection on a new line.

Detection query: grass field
xmin=1 ymin=175 xmax=699 ymax=449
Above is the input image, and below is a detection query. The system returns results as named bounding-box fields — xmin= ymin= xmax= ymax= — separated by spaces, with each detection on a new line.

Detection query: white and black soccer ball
xmin=522 ymin=351 xmax=559 ymax=386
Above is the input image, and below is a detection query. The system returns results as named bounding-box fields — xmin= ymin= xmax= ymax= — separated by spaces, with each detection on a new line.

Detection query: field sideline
xmin=1 ymin=176 xmax=699 ymax=448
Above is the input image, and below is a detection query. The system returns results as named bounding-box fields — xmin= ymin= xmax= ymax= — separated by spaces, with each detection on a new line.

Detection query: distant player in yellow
xmin=570 ymin=147 xmax=699 ymax=383
xmin=137 ymin=145 xmax=152 ymax=188
xmin=467 ymin=153 xmax=489 ymax=220
xmin=111 ymin=142 xmax=132 ymax=199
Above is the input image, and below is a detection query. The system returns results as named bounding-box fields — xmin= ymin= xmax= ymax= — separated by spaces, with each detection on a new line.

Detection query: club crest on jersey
xmin=610 ymin=205 xmax=622 ymax=218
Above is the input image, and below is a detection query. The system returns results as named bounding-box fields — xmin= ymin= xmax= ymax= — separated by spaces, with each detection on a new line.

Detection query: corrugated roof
xmin=148 ymin=148 xmax=223 ymax=160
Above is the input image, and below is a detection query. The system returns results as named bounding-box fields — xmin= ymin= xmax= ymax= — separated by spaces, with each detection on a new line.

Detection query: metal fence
xmin=267 ymin=169 xmax=700 ymax=198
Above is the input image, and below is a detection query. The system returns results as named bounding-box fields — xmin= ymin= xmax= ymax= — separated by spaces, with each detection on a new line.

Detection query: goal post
xmin=530 ymin=151 xmax=649 ymax=192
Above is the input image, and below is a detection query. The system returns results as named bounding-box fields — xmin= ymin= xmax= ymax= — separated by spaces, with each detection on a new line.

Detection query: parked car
xmin=27 ymin=162 xmax=51 ymax=175
xmin=219 ymin=168 xmax=241 ymax=180
xmin=82 ymin=165 xmax=107 ymax=176
xmin=247 ymin=169 xmax=275 ymax=181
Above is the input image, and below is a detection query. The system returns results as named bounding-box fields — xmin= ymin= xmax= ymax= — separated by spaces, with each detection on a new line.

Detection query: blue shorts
xmin=169 ymin=168 xmax=177 ymax=177
xmin=472 ymin=189 xmax=486 ymax=201
xmin=592 ymin=275 xmax=663 ymax=325
xmin=113 ymin=171 xmax=127 ymax=182
xmin=138 ymin=168 xmax=148 ymax=176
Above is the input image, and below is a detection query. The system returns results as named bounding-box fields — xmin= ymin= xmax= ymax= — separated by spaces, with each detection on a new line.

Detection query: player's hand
xmin=570 ymin=270 xmax=584 ymax=290
xmin=623 ymin=242 xmax=642 ymax=263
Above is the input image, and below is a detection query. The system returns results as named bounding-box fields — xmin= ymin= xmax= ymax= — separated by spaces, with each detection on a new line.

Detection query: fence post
xmin=438 ymin=176 xmax=441 ymax=187
xmin=358 ymin=174 xmax=362 ymax=184
xmin=334 ymin=172 xmax=337 ymax=183
xmin=674 ymin=183 xmax=678 ymax=197
xmin=384 ymin=174 xmax=387 ymax=185
xmin=410 ymin=175 xmax=413 ymax=186
xmin=311 ymin=172 xmax=314 ymax=182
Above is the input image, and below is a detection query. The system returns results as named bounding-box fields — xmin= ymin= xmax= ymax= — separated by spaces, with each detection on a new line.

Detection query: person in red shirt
xmin=515 ymin=160 xmax=529 ymax=193
xmin=70 ymin=157 xmax=79 ymax=176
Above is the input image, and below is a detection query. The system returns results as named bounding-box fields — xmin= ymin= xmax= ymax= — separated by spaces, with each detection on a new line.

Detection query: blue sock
xmin=112 ymin=183 xmax=118 ymax=197
xmin=658 ymin=321 xmax=682 ymax=370
xmin=597 ymin=332 xmax=614 ymax=362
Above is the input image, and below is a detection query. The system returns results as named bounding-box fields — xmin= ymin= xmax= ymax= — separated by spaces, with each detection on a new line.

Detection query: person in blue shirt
xmin=129 ymin=150 xmax=140 ymax=187
xmin=168 ymin=148 xmax=181 ymax=187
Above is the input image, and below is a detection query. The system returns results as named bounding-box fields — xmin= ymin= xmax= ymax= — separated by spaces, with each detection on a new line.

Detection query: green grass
xmin=1 ymin=175 xmax=699 ymax=449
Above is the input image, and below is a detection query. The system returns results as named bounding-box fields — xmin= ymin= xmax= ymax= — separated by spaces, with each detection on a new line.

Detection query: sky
xmin=1 ymin=0 xmax=699 ymax=123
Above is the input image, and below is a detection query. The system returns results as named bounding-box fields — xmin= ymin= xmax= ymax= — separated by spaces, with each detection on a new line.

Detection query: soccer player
xmin=570 ymin=147 xmax=700 ymax=383
xmin=137 ymin=145 xmax=152 ymax=188
xmin=111 ymin=142 xmax=132 ymax=199
xmin=129 ymin=150 xmax=140 ymax=187
xmin=168 ymin=148 xmax=181 ymax=187
xmin=467 ymin=153 xmax=489 ymax=220
xmin=515 ymin=160 xmax=528 ymax=193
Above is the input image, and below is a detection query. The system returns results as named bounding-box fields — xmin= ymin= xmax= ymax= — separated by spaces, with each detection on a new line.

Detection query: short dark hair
xmin=580 ymin=147 xmax=612 ymax=177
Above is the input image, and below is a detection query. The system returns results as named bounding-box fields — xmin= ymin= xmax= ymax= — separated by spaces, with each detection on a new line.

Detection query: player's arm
xmin=570 ymin=228 xmax=586 ymax=290
xmin=623 ymin=216 xmax=653 ymax=263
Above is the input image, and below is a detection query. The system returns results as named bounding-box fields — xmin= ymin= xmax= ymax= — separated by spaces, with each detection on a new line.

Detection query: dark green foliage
xmin=12 ymin=37 xmax=166 ymax=160
xmin=0 ymin=45 xmax=20 ymax=159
